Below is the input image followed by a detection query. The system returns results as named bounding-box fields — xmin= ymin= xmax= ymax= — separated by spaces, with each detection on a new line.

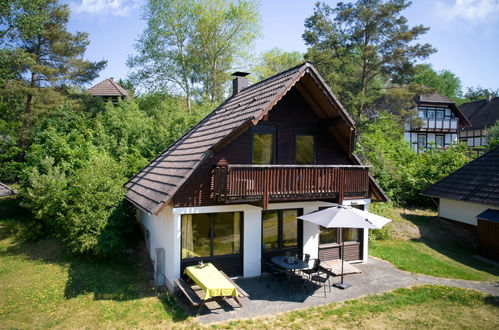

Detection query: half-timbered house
xmin=404 ymin=93 xmax=470 ymax=153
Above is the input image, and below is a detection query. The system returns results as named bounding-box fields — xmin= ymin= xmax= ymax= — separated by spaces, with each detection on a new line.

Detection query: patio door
xmin=261 ymin=209 xmax=303 ymax=265
xmin=180 ymin=212 xmax=243 ymax=277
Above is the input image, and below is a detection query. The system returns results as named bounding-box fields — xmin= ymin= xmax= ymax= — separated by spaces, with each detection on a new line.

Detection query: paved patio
xmin=186 ymin=257 xmax=499 ymax=324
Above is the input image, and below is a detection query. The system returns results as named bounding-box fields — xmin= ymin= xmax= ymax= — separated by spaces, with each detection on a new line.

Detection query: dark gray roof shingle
xmin=459 ymin=97 xmax=499 ymax=130
xmin=421 ymin=146 xmax=499 ymax=207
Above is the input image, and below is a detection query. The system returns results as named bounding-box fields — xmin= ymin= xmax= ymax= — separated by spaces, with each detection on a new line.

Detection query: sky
xmin=66 ymin=0 xmax=499 ymax=91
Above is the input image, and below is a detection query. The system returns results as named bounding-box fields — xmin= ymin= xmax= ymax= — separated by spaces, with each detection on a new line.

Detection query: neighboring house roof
xmin=0 ymin=182 xmax=15 ymax=197
xmin=415 ymin=92 xmax=471 ymax=126
xmin=417 ymin=93 xmax=454 ymax=104
xmin=125 ymin=62 xmax=385 ymax=214
xmin=88 ymin=78 xmax=129 ymax=97
xmin=476 ymin=209 xmax=499 ymax=223
xmin=421 ymin=146 xmax=499 ymax=207
xmin=459 ymin=97 xmax=499 ymax=131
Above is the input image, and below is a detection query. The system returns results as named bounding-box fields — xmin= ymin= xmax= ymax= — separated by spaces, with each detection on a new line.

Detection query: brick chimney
xmin=232 ymin=72 xmax=250 ymax=96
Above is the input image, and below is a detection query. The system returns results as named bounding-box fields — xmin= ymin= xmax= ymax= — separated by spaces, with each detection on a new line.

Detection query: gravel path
xmin=193 ymin=257 xmax=499 ymax=324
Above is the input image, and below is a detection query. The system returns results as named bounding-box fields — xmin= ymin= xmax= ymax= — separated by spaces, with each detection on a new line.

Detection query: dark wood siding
xmin=173 ymin=87 xmax=352 ymax=207
xmin=478 ymin=219 xmax=499 ymax=261
xmin=319 ymin=243 xmax=362 ymax=262
xmin=318 ymin=229 xmax=364 ymax=262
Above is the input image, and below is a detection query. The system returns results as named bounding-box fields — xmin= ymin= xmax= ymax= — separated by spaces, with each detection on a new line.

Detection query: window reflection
xmin=181 ymin=212 xmax=241 ymax=259
xmin=296 ymin=134 xmax=314 ymax=164
xmin=252 ymin=132 xmax=274 ymax=164
xmin=319 ymin=227 xmax=338 ymax=245
xmin=342 ymin=228 xmax=360 ymax=242
xmin=282 ymin=209 xmax=298 ymax=247
xmin=262 ymin=211 xmax=279 ymax=249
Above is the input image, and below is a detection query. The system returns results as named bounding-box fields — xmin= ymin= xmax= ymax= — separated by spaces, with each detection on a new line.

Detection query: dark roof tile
xmin=459 ymin=97 xmax=499 ymax=130
xmin=421 ymin=146 xmax=499 ymax=207
xmin=125 ymin=63 xmax=308 ymax=213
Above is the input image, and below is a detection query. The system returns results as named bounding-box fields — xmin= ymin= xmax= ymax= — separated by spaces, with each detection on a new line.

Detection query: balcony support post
xmin=215 ymin=158 xmax=229 ymax=203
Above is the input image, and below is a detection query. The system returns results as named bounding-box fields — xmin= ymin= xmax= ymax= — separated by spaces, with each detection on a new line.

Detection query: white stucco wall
xmin=138 ymin=199 xmax=374 ymax=288
xmin=137 ymin=203 xmax=178 ymax=291
xmin=439 ymin=198 xmax=499 ymax=226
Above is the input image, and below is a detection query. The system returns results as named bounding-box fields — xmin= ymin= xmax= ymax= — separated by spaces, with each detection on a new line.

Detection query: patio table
xmin=184 ymin=263 xmax=241 ymax=314
xmin=271 ymin=256 xmax=309 ymax=270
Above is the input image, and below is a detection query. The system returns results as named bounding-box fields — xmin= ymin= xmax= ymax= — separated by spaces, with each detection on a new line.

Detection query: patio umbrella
xmin=298 ymin=205 xmax=391 ymax=289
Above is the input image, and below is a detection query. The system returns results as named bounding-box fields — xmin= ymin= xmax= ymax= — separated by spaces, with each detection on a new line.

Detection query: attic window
xmin=251 ymin=126 xmax=276 ymax=164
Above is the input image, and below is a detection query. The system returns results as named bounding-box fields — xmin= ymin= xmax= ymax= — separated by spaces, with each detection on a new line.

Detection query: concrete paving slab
xmin=186 ymin=257 xmax=499 ymax=324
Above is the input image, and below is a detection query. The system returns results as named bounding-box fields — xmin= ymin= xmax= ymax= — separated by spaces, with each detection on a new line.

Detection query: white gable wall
xmin=439 ymin=198 xmax=499 ymax=226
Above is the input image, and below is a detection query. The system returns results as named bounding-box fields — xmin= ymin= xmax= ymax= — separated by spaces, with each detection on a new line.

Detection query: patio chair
xmin=301 ymin=258 xmax=321 ymax=279
xmin=310 ymin=267 xmax=332 ymax=297
xmin=287 ymin=271 xmax=308 ymax=298
xmin=260 ymin=260 xmax=286 ymax=285
xmin=302 ymin=253 xmax=310 ymax=264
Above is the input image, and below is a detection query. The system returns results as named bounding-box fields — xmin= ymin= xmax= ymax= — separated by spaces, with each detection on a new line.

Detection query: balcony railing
xmin=212 ymin=162 xmax=370 ymax=208
xmin=416 ymin=118 xmax=458 ymax=131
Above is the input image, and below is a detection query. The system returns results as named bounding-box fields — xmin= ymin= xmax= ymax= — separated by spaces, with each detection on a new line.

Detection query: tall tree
xmin=128 ymin=0 xmax=260 ymax=106
xmin=1 ymin=0 xmax=106 ymax=114
xmin=253 ymin=48 xmax=303 ymax=81
xmin=463 ymin=86 xmax=499 ymax=102
xmin=303 ymin=0 xmax=435 ymax=119
xmin=0 ymin=0 xmax=105 ymax=163
xmin=411 ymin=64 xmax=462 ymax=101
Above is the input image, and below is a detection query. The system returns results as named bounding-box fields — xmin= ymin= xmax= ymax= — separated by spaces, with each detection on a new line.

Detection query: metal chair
xmin=260 ymin=260 xmax=286 ymax=285
xmin=301 ymin=258 xmax=321 ymax=279
xmin=311 ymin=267 xmax=332 ymax=297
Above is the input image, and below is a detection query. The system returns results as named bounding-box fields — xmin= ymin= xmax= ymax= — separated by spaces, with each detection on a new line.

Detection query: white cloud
xmin=436 ymin=0 xmax=499 ymax=22
xmin=72 ymin=0 xmax=141 ymax=17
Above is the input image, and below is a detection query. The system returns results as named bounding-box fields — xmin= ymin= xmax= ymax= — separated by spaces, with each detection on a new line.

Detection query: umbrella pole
xmin=333 ymin=227 xmax=351 ymax=290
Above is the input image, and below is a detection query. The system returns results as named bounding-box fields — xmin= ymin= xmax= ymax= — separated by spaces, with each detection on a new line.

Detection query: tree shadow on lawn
xmin=400 ymin=212 xmax=499 ymax=277
xmin=0 ymin=199 xmax=188 ymax=322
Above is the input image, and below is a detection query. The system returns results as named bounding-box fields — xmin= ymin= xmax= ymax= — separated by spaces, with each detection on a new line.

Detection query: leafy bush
xmin=17 ymin=94 xmax=210 ymax=255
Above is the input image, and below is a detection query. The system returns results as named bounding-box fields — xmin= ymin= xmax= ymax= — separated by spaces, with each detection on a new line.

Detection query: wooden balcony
xmin=212 ymin=162 xmax=370 ymax=208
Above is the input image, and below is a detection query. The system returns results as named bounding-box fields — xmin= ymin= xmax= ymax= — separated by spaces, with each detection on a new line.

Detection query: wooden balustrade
xmin=212 ymin=163 xmax=370 ymax=208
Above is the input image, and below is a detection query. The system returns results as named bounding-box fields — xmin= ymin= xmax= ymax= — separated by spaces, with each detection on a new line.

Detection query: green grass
xmin=0 ymin=197 xmax=192 ymax=329
xmin=1 ymin=197 xmax=498 ymax=328
xmin=223 ymin=286 xmax=499 ymax=329
xmin=369 ymin=204 xmax=499 ymax=281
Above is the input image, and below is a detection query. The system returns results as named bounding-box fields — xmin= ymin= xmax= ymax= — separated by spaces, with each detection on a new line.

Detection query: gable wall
xmin=173 ymin=87 xmax=352 ymax=207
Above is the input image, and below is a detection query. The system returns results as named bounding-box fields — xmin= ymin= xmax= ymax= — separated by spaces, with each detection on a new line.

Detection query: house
xmin=125 ymin=63 xmax=388 ymax=290
xmin=87 ymin=78 xmax=128 ymax=103
xmin=404 ymin=93 xmax=470 ymax=153
xmin=0 ymin=182 xmax=15 ymax=197
xmin=421 ymin=146 xmax=499 ymax=261
xmin=459 ymin=96 xmax=499 ymax=149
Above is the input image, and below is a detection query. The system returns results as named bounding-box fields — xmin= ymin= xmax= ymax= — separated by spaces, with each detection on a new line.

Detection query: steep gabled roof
xmin=125 ymin=62 xmax=373 ymax=214
xmin=88 ymin=78 xmax=129 ymax=97
xmin=0 ymin=182 xmax=15 ymax=197
xmin=421 ymin=146 xmax=499 ymax=207
xmin=415 ymin=92 xmax=471 ymax=126
xmin=459 ymin=97 xmax=499 ymax=130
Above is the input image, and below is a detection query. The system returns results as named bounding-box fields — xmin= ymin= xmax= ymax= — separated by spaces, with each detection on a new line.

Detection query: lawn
xmin=369 ymin=204 xmax=499 ymax=281
xmin=1 ymin=197 xmax=498 ymax=328
xmin=225 ymin=286 xmax=499 ymax=329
